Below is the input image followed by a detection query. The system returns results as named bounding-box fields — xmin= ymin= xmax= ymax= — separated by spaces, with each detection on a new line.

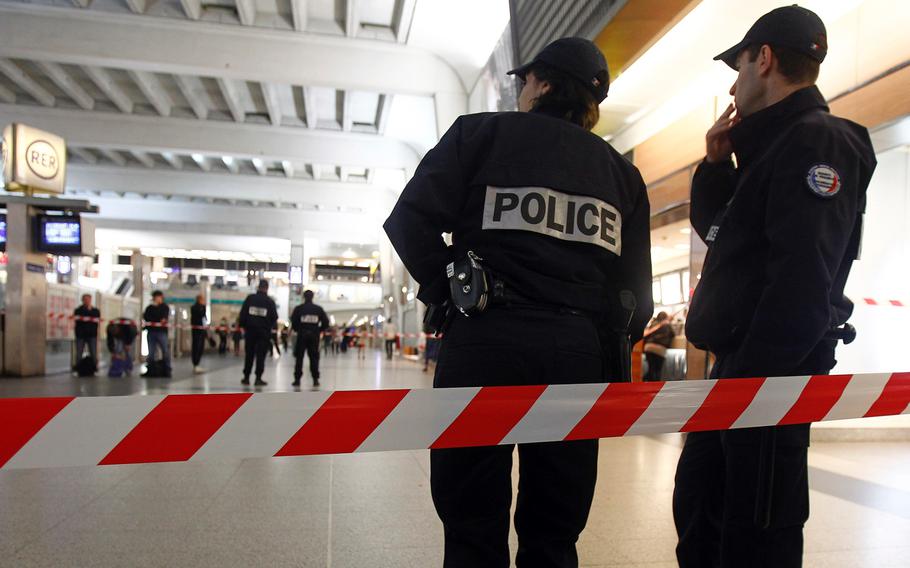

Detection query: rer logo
xmin=25 ymin=139 xmax=59 ymax=180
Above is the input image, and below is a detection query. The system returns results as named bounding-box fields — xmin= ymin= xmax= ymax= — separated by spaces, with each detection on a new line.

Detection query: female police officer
xmin=384 ymin=38 xmax=653 ymax=568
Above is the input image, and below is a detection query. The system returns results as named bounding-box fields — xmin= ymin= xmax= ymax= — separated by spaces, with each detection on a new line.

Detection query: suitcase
xmin=76 ymin=355 xmax=96 ymax=377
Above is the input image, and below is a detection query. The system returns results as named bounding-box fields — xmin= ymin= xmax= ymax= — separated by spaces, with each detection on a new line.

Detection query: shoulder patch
xmin=806 ymin=164 xmax=841 ymax=198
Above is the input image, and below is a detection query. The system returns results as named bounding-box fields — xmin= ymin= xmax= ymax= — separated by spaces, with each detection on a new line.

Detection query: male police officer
xmin=674 ymin=7 xmax=876 ymax=567
xmin=385 ymin=37 xmax=652 ymax=567
xmin=290 ymin=289 xmax=329 ymax=387
xmin=239 ymin=279 xmax=278 ymax=386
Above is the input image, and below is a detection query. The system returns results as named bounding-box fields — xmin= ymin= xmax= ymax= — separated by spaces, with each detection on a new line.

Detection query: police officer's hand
xmin=705 ymin=104 xmax=739 ymax=163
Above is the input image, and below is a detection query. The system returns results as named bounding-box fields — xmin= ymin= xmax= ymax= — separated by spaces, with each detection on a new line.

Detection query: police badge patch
xmin=806 ymin=164 xmax=842 ymax=198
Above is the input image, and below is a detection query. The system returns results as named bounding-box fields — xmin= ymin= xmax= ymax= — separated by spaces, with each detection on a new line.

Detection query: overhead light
xmin=401 ymin=286 xmax=408 ymax=293
xmin=674 ymin=244 xmax=689 ymax=250
xmin=341 ymin=249 xmax=357 ymax=259
xmin=222 ymin=156 xmax=234 ymax=165
xmin=680 ymin=227 xmax=692 ymax=235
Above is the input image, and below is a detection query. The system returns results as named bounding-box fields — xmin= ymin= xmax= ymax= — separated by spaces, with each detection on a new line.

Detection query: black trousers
xmin=385 ymin=339 xmax=395 ymax=359
xmin=431 ymin=306 xmax=603 ymax=568
xmin=673 ymin=345 xmax=834 ymax=568
xmin=191 ymin=329 xmax=206 ymax=366
xmin=243 ymin=330 xmax=271 ymax=379
xmin=643 ymin=352 xmax=665 ymax=381
xmin=294 ymin=332 xmax=321 ymax=381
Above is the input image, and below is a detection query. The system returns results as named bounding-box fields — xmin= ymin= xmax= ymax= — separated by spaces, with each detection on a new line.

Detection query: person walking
xmin=238 ymin=280 xmax=278 ymax=386
xmin=383 ymin=37 xmax=652 ymax=567
xmin=143 ymin=291 xmax=172 ymax=378
xmin=290 ymin=290 xmax=329 ymax=387
xmin=190 ymin=294 xmax=207 ymax=374
xmin=673 ymin=7 xmax=876 ymax=567
xmin=73 ymin=293 xmax=100 ymax=374
xmin=231 ymin=318 xmax=243 ymax=356
xmin=383 ymin=319 xmax=397 ymax=360
xmin=217 ymin=317 xmax=229 ymax=355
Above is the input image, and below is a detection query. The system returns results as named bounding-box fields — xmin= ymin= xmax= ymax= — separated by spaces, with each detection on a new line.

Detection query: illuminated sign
xmin=2 ymin=124 xmax=67 ymax=194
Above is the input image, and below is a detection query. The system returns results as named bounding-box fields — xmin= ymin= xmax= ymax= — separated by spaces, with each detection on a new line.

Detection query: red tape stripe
xmin=431 ymin=385 xmax=547 ymax=449
xmin=682 ymin=378 xmax=765 ymax=432
xmin=565 ymin=382 xmax=662 ymax=440
xmin=778 ymin=374 xmax=853 ymax=425
xmin=0 ymin=397 xmax=74 ymax=468
xmin=99 ymin=393 xmax=252 ymax=465
xmin=864 ymin=372 xmax=910 ymax=418
xmin=275 ymin=390 xmax=409 ymax=456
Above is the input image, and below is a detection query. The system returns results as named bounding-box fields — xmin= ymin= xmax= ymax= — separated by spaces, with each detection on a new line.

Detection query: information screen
xmin=44 ymin=221 xmax=80 ymax=245
xmin=35 ymin=215 xmax=83 ymax=253
xmin=0 ymin=214 xmax=6 ymax=252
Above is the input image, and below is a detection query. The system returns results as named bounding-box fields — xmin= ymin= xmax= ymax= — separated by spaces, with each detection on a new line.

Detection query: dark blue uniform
xmin=290 ymin=301 xmax=329 ymax=385
xmin=675 ymin=86 xmax=876 ymax=567
xmin=384 ymin=108 xmax=653 ymax=567
xmin=239 ymin=291 xmax=278 ymax=383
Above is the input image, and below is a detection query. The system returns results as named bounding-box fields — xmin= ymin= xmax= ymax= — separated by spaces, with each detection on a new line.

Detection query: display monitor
xmin=35 ymin=214 xmax=82 ymax=253
xmin=0 ymin=213 xmax=6 ymax=252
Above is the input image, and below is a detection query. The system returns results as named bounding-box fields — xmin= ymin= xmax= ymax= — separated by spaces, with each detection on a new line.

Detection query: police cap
xmin=714 ymin=5 xmax=827 ymax=70
xmin=507 ymin=37 xmax=610 ymax=103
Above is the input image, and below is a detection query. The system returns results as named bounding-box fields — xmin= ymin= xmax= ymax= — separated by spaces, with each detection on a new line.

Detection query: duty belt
xmin=488 ymin=278 xmax=588 ymax=317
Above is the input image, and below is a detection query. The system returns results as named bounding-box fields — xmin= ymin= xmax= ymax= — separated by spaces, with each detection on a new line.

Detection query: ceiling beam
xmin=217 ymin=78 xmax=245 ymax=122
xmin=83 ymin=66 xmax=133 ymax=113
xmin=341 ymin=90 xmax=353 ymax=132
xmin=131 ymin=150 xmax=156 ymax=168
xmin=0 ymin=4 xmax=466 ymax=97
xmin=0 ymin=83 xmax=14 ymax=104
xmin=222 ymin=156 xmax=240 ymax=173
xmin=124 ymin=0 xmax=147 ymax=14
xmin=280 ymin=160 xmax=295 ymax=178
xmin=289 ymin=0 xmax=306 ymax=31
xmin=69 ymin=147 xmax=98 ymax=164
xmin=261 ymin=82 xmax=281 ymax=126
xmin=235 ymin=0 xmax=256 ymax=25
xmin=251 ymin=157 xmax=267 ymax=176
xmin=36 ymin=61 xmax=94 ymax=110
xmin=98 ymin=148 xmax=127 ymax=167
xmin=391 ymin=0 xmax=417 ymax=43
xmin=67 ymin=165 xmax=389 ymax=211
xmin=174 ymin=75 xmax=208 ymax=120
xmin=0 ymin=104 xmax=418 ymax=169
xmin=345 ymin=0 xmax=359 ymax=38
xmin=0 ymin=58 xmax=55 ymax=106
xmin=129 ymin=70 xmax=172 ymax=116
xmin=303 ymin=86 xmax=317 ymax=129
xmin=160 ymin=152 xmax=183 ymax=170
xmin=179 ymin=0 xmax=201 ymax=19
xmin=191 ymin=154 xmax=211 ymax=172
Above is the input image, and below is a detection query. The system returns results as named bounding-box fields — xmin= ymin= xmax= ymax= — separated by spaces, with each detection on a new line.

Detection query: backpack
xmin=76 ymin=355 xmax=96 ymax=377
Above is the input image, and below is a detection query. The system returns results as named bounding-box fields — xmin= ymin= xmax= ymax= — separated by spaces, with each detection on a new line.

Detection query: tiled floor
xmin=0 ymin=349 xmax=908 ymax=567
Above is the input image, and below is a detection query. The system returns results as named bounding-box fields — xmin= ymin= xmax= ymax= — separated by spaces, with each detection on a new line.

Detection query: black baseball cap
xmin=714 ymin=5 xmax=827 ymax=70
xmin=507 ymin=37 xmax=610 ymax=103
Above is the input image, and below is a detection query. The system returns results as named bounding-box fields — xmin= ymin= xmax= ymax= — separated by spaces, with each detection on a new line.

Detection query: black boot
xmin=241 ymin=376 xmax=250 ymax=385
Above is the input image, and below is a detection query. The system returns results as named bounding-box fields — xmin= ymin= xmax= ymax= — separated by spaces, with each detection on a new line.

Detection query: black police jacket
xmin=143 ymin=303 xmax=170 ymax=333
xmin=686 ymin=86 xmax=876 ymax=378
xmin=239 ymin=292 xmax=278 ymax=335
xmin=74 ymin=306 xmax=100 ymax=338
xmin=291 ymin=302 xmax=329 ymax=335
xmin=190 ymin=303 xmax=206 ymax=327
xmin=384 ymin=109 xmax=654 ymax=341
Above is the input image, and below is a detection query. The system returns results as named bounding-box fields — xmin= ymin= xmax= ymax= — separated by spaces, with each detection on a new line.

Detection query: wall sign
xmin=2 ymin=124 xmax=67 ymax=195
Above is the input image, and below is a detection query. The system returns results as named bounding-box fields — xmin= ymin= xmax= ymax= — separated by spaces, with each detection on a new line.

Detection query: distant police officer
xmin=674 ymin=7 xmax=876 ymax=568
xmin=290 ymin=290 xmax=329 ymax=387
xmin=384 ymin=38 xmax=653 ymax=568
xmin=239 ymin=279 xmax=278 ymax=386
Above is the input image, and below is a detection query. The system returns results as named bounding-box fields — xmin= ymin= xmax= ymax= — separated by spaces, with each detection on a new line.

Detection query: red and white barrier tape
xmin=862 ymin=298 xmax=906 ymax=307
xmin=0 ymin=372 xmax=907 ymax=470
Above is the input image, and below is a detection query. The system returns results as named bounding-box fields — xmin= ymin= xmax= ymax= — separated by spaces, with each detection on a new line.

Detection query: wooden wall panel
xmin=829 ymin=64 xmax=910 ymax=129
xmin=634 ymin=101 xmax=714 ymax=186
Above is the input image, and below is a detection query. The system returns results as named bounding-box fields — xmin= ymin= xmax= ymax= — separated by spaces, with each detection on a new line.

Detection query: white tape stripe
xmin=732 ymin=375 xmax=811 ymax=429
xmin=823 ymin=373 xmax=895 ymax=422
xmin=500 ymin=383 xmax=606 ymax=445
xmin=3 ymin=395 xmax=165 ymax=469
xmin=626 ymin=381 xmax=712 ymax=435
xmin=356 ymin=387 xmax=480 ymax=453
xmin=191 ymin=391 xmax=332 ymax=460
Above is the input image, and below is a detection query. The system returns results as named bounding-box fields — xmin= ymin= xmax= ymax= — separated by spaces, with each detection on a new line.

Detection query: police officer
xmin=673 ymin=7 xmax=876 ymax=568
xmin=384 ymin=37 xmax=653 ymax=568
xmin=290 ymin=289 xmax=329 ymax=387
xmin=239 ymin=279 xmax=278 ymax=386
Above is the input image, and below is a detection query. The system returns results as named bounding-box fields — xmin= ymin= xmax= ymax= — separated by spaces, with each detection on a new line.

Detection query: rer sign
xmin=1 ymin=123 xmax=67 ymax=194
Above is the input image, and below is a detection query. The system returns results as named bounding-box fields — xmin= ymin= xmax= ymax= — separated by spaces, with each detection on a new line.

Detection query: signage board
xmin=2 ymin=123 xmax=67 ymax=195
